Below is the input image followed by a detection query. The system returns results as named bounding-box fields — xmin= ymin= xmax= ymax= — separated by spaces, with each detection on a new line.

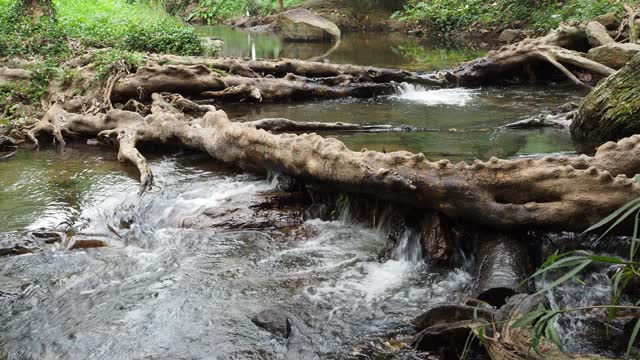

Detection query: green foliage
xmin=53 ymin=0 xmax=204 ymax=55
xmin=395 ymin=0 xmax=639 ymax=32
xmin=0 ymin=60 xmax=60 ymax=126
xmin=0 ymin=0 xmax=71 ymax=58
xmin=93 ymin=49 xmax=144 ymax=82
xmin=512 ymin=197 xmax=640 ymax=358
xmin=193 ymin=0 xmax=304 ymax=24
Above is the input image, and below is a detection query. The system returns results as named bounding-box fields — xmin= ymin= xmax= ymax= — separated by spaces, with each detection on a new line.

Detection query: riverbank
xmin=182 ymin=0 xmax=640 ymax=49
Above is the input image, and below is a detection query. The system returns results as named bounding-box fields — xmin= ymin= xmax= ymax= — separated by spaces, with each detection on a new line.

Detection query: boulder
xmin=251 ymin=309 xmax=292 ymax=338
xmin=585 ymin=21 xmax=615 ymax=47
xmin=572 ymin=53 xmax=640 ymax=142
xmin=587 ymin=42 xmax=640 ymax=69
xmin=274 ymin=9 xmax=340 ymax=42
xmin=498 ymin=29 xmax=525 ymax=43
xmin=595 ymin=13 xmax=621 ymax=30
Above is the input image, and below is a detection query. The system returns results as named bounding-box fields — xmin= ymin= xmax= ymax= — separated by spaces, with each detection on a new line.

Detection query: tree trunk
xmin=278 ymin=0 xmax=284 ymax=13
xmin=571 ymin=53 xmax=640 ymax=142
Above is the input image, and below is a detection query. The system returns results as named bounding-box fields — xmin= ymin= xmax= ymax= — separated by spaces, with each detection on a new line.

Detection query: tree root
xmin=147 ymin=54 xmax=446 ymax=86
xmin=25 ymin=90 xmax=640 ymax=231
xmin=450 ymin=42 xmax=615 ymax=87
xmin=112 ymin=64 xmax=400 ymax=103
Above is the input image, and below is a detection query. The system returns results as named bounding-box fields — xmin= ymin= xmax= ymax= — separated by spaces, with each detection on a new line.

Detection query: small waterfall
xmin=393 ymin=83 xmax=477 ymax=106
xmin=390 ymin=227 xmax=423 ymax=263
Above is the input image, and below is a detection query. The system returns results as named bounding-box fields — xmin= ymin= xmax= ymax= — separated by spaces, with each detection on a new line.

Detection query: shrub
xmin=395 ymin=0 xmax=639 ymax=33
xmin=123 ymin=21 xmax=203 ymax=55
xmin=193 ymin=0 xmax=305 ymax=24
xmin=53 ymin=0 xmax=204 ymax=55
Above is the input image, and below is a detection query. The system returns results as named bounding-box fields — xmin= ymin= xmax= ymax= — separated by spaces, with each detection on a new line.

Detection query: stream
xmin=0 ymin=27 xmax=604 ymax=359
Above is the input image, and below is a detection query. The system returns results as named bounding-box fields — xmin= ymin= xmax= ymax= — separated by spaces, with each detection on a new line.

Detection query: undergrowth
xmin=395 ymin=0 xmax=640 ymax=33
xmin=193 ymin=0 xmax=305 ymax=24
xmin=53 ymin=0 xmax=204 ymax=55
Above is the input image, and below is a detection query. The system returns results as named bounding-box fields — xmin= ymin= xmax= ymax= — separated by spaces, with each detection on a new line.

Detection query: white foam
xmin=393 ymin=84 xmax=476 ymax=106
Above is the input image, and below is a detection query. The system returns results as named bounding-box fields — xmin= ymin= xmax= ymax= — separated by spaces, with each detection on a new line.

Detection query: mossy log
xmin=571 ymin=53 xmax=640 ymax=142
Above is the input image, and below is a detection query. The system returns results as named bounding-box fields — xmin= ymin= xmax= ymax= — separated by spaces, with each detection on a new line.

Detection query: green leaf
xmin=626 ymin=318 xmax=640 ymax=359
xmin=595 ymin=203 xmax=640 ymax=241
xmin=520 ymin=256 xmax=589 ymax=287
xmin=512 ymin=309 xmax=546 ymax=328
xmin=584 ymin=198 xmax=640 ymax=234
xmin=547 ymin=320 xmax=562 ymax=351
xmin=535 ymin=260 xmax=592 ymax=295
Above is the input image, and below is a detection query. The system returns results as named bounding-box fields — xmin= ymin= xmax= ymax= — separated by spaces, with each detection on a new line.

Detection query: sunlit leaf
xmin=584 ymin=198 xmax=640 ymax=234
xmin=626 ymin=318 xmax=640 ymax=359
xmin=535 ymin=260 xmax=592 ymax=295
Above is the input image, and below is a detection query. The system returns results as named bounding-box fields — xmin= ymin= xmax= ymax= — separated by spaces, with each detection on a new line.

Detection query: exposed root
xmin=148 ymin=55 xmax=446 ymax=86
xmin=245 ymin=118 xmax=414 ymax=132
xmin=624 ymin=4 xmax=639 ymax=44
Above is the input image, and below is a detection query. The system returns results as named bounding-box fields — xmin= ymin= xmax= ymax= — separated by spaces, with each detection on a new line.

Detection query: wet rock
xmin=595 ymin=13 xmax=621 ymax=30
xmin=412 ymin=305 xmax=495 ymax=332
xmin=0 ymin=232 xmax=42 ymax=256
xmin=585 ymin=21 xmax=615 ymax=47
xmin=275 ymin=9 xmax=341 ymax=42
xmin=68 ymin=237 xmax=107 ymax=250
xmin=0 ymin=135 xmax=17 ymax=150
xmin=86 ymin=139 xmax=99 ymax=146
xmin=29 ymin=230 xmax=63 ymax=244
xmin=587 ymin=43 xmax=640 ymax=69
xmin=196 ymin=191 xmax=306 ymax=232
xmin=419 ymin=212 xmax=455 ymax=266
xmin=411 ymin=320 xmax=476 ymax=355
xmin=303 ymin=203 xmax=331 ymax=221
xmin=498 ymin=29 xmax=525 ymax=43
xmin=251 ymin=309 xmax=292 ymax=338
xmin=274 ymin=174 xmax=303 ymax=192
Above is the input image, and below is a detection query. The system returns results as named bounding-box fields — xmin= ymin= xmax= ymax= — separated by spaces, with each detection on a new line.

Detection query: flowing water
xmin=0 ymin=27 xmax=603 ymax=359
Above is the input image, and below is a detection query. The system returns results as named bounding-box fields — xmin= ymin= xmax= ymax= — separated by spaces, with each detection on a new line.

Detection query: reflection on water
xmin=196 ymin=25 xmax=484 ymax=70
xmin=224 ymin=85 xmax=585 ymax=162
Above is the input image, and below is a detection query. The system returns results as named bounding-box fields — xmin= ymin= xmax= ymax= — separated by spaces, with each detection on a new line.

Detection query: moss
xmin=572 ymin=54 xmax=640 ymax=141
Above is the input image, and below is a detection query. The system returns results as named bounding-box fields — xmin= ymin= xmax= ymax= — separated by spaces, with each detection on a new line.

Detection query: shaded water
xmin=196 ymin=25 xmax=484 ymax=70
xmin=0 ymin=26 xmax=599 ymax=359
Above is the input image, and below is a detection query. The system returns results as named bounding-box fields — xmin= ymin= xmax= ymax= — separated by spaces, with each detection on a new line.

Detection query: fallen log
xmin=24 ymin=91 xmax=640 ymax=231
xmin=474 ymin=233 xmax=535 ymax=307
xmin=148 ymin=54 xmax=446 ymax=86
xmin=112 ymin=64 xmax=400 ymax=103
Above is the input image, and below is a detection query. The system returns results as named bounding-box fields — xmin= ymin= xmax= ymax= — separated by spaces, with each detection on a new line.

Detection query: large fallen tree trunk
xmin=25 ymin=91 xmax=640 ymax=231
